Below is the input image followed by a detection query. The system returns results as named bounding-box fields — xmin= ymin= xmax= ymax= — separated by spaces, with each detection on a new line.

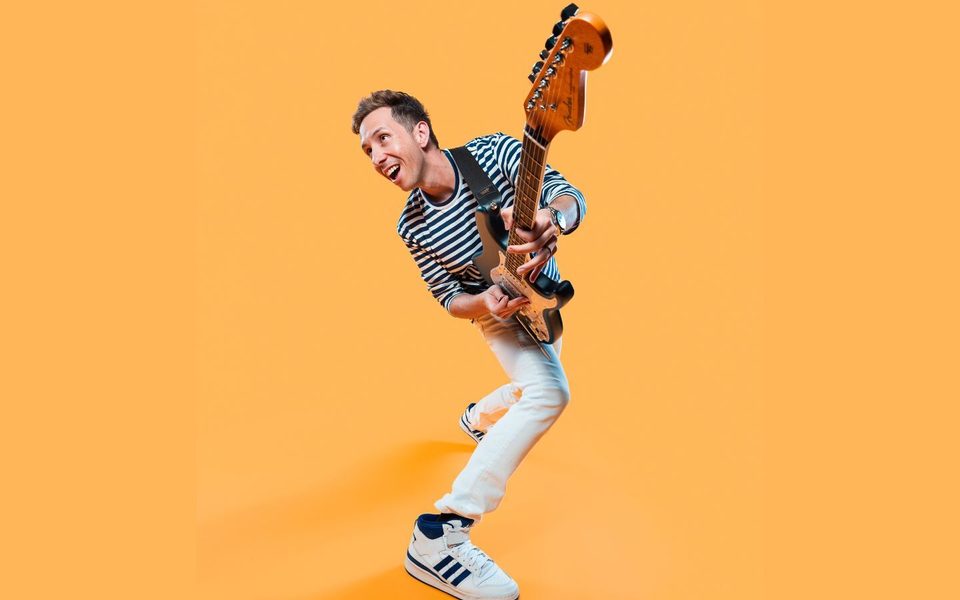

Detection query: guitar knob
xmin=561 ymin=3 xmax=579 ymax=19
xmin=552 ymin=21 xmax=565 ymax=36
xmin=540 ymin=49 xmax=549 ymax=60
xmin=532 ymin=60 xmax=544 ymax=73
xmin=545 ymin=36 xmax=557 ymax=50
xmin=528 ymin=74 xmax=536 ymax=83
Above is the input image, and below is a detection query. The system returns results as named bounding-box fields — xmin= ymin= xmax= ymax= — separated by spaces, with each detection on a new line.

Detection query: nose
xmin=371 ymin=146 xmax=387 ymax=168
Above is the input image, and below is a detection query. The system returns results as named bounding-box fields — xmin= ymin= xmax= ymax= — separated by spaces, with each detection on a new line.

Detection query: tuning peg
xmin=561 ymin=3 xmax=579 ymax=20
xmin=545 ymin=36 xmax=557 ymax=50
xmin=528 ymin=74 xmax=536 ymax=83
xmin=540 ymin=49 xmax=549 ymax=60
xmin=532 ymin=60 xmax=544 ymax=73
xmin=553 ymin=21 xmax=565 ymax=36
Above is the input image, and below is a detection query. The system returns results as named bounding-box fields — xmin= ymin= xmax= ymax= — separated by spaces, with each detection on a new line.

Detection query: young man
xmin=352 ymin=90 xmax=586 ymax=600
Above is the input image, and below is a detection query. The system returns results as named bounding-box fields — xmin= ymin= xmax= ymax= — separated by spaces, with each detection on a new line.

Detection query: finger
xmin=498 ymin=307 xmax=521 ymax=319
xmin=508 ymin=229 xmax=556 ymax=254
xmin=539 ymin=238 xmax=559 ymax=260
xmin=516 ymin=251 xmax=550 ymax=276
xmin=529 ymin=263 xmax=546 ymax=282
xmin=495 ymin=295 xmax=529 ymax=317
xmin=510 ymin=227 xmax=537 ymax=244
xmin=500 ymin=208 xmax=513 ymax=230
xmin=528 ymin=263 xmax=545 ymax=282
xmin=505 ymin=296 xmax=530 ymax=309
xmin=499 ymin=303 xmax=528 ymax=319
xmin=488 ymin=293 xmax=508 ymax=311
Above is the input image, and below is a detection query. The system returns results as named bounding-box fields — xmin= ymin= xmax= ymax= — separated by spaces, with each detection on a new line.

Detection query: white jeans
xmin=434 ymin=313 xmax=570 ymax=521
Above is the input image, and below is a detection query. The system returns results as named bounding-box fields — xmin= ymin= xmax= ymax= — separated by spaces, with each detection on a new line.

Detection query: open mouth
xmin=387 ymin=165 xmax=400 ymax=182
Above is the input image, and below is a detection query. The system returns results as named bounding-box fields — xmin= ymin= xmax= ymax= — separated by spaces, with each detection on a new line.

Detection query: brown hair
xmin=351 ymin=90 xmax=439 ymax=148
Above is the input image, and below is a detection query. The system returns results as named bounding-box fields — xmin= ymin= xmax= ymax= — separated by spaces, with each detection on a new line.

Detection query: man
xmin=352 ymin=90 xmax=586 ymax=600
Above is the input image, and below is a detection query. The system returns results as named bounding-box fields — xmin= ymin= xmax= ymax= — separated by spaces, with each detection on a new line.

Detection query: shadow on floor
xmin=295 ymin=566 xmax=445 ymax=600
xmin=200 ymin=440 xmax=471 ymax=578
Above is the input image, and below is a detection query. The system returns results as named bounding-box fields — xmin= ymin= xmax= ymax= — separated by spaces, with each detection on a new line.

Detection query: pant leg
xmin=435 ymin=315 xmax=570 ymax=521
xmin=471 ymin=383 xmax=522 ymax=431
xmin=470 ymin=337 xmax=564 ymax=431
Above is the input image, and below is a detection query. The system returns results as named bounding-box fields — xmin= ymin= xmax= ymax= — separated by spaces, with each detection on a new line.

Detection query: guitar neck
xmin=505 ymin=128 xmax=551 ymax=274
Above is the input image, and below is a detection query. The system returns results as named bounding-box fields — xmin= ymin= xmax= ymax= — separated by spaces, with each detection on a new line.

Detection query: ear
xmin=414 ymin=121 xmax=430 ymax=149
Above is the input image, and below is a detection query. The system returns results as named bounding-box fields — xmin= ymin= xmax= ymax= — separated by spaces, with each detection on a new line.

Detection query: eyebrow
xmin=360 ymin=126 xmax=388 ymax=150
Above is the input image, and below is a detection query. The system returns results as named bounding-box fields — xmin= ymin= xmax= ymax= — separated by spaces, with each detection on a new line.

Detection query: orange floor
xmin=198 ymin=312 xmax=765 ymax=600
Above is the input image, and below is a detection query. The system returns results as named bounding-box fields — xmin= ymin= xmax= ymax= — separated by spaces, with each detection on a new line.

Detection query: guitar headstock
xmin=524 ymin=4 xmax=613 ymax=145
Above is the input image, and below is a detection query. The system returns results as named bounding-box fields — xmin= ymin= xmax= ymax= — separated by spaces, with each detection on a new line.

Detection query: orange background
xmin=197 ymin=1 xmax=764 ymax=599
xmin=2 ymin=1 xmax=957 ymax=600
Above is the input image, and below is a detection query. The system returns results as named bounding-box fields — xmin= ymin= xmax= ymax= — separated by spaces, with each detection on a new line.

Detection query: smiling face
xmin=358 ymin=107 xmax=431 ymax=192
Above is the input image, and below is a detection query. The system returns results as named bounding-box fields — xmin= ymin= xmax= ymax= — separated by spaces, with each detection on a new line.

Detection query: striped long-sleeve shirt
xmin=396 ymin=132 xmax=587 ymax=312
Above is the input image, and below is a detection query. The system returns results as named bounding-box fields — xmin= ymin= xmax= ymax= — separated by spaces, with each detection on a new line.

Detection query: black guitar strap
xmin=449 ymin=146 xmax=502 ymax=214
xmin=449 ymin=146 xmax=553 ymax=356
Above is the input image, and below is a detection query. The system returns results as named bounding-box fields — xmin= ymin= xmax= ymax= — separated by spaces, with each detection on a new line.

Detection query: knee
xmin=531 ymin=383 xmax=570 ymax=412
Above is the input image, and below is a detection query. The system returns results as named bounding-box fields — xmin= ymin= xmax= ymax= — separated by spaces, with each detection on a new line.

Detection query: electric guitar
xmin=472 ymin=3 xmax=613 ymax=345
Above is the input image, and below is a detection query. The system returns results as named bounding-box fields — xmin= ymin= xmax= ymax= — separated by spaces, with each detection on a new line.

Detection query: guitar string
xmin=510 ymin=67 xmax=550 ymax=272
xmin=512 ymin=22 xmax=581 ymax=347
xmin=509 ymin=86 xmax=545 ymax=272
xmin=511 ymin=41 xmax=564 ymax=345
xmin=510 ymin=33 xmax=566 ymax=275
xmin=494 ymin=26 xmax=566 ymax=347
xmin=519 ymin=30 xmax=567 ymax=270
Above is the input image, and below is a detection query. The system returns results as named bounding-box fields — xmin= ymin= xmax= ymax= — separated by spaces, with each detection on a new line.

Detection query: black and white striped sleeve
xmin=398 ymin=229 xmax=466 ymax=311
xmin=491 ymin=132 xmax=588 ymax=234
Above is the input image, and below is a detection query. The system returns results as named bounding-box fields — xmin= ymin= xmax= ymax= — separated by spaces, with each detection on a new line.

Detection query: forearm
xmin=447 ymin=292 xmax=491 ymax=319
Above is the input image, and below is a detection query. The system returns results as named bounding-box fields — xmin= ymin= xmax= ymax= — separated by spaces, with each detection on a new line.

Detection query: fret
xmin=523 ymin=129 xmax=547 ymax=150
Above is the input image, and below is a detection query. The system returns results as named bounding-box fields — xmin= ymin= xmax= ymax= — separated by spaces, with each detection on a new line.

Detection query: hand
xmin=481 ymin=284 xmax=530 ymax=320
xmin=500 ymin=206 xmax=559 ymax=282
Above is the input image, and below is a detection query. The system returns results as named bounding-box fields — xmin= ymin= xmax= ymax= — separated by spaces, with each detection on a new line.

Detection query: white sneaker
xmin=459 ymin=403 xmax=485 ymax=444
xmin=404 ymin=513 xmax=520 ymax=600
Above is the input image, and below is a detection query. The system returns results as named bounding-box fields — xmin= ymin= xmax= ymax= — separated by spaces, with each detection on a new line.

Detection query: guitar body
xmin=473 ymin=207 xmax=574 ymax=345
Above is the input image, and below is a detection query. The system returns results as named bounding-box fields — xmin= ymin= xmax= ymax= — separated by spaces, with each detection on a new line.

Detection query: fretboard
xmin=506 ymin=129 xmax=551 ymax=274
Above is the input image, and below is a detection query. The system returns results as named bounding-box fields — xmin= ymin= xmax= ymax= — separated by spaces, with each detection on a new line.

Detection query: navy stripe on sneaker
xmin=441 ymin=562 xmax=462 ymax=579
xmin=461 ymin=416 xmax=483 ymax=435
xmin=451 ymin=568 xmax=472 ymax=586
xmin=406 ymin=552 xmax=447 ymax=585
xmin=460 ymin=404 xmax=486 ymax=442
xmin=433 ymin=555 xmax=454 ymax=571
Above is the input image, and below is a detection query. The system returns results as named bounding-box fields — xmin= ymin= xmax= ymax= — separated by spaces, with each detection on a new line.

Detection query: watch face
xmin=553 ymin=208 xmax=567 ymax=231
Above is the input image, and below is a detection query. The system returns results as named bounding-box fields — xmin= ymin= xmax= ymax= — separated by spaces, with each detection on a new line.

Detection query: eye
xmin=379 ymin=133 xmax=389 ymax=142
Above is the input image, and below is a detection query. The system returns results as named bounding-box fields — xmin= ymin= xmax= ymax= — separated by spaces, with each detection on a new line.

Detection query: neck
xmin=417 ymin=147 xmax=455 ymax=201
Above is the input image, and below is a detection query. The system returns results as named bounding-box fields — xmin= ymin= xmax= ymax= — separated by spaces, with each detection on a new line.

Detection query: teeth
xmin=388 ymin=165 xmax=400 ymax=180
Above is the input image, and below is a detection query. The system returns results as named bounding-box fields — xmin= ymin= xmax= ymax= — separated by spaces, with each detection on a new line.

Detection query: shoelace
xmin=448 ymin=540 xmax=495 ymax=579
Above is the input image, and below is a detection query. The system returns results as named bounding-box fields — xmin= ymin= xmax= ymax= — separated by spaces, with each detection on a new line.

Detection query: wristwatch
xmin=547 ymin=206 xmax=567 ymax=234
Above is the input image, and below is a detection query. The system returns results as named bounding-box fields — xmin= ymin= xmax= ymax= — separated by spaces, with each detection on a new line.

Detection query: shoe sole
xmin=404 ymin=554 xmax=519 ymax=600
